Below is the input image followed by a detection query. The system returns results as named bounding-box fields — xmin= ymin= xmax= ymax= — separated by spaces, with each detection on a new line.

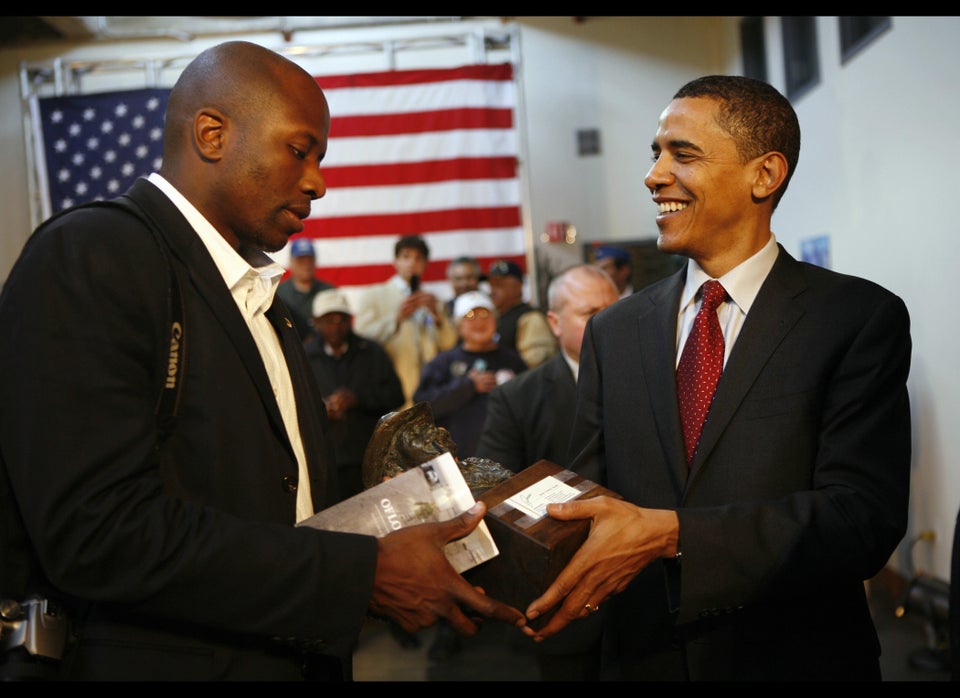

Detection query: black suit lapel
xmin=124 ymin=179 xmax=289 ymax=443
xmin=689 ymin=246 xmax=807 ymax=480
xmin=548 ymin=354 xmax=577 ymax=464
xmin=636 ymin=273 xmax=689 ymax=489
xmin=550 ymin=354 xmax=576 ymax=405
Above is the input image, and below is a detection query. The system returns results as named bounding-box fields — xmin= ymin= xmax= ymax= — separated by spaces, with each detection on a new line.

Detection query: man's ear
xmin=193 ymin=108 xmax=226 ymax=162
xmin=752 ymin=152 xmax=789 ymax=201
xmin=546 ymin=310 xmax=562 ymax=339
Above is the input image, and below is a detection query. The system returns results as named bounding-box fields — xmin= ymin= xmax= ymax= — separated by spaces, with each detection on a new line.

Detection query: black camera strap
xmin=64 ymin=196 xmax=185 ymax=436
xmin=113 ymin=195 xmax=185 ymax=438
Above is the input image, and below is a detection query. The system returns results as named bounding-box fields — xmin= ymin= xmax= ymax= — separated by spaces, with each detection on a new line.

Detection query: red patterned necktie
xmin=677 ymin=280 xmax=728 ymax=464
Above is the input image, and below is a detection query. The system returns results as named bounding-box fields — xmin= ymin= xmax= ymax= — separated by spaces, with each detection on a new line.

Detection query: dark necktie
xmin=677 ymin=280 xmax=728 ymax=464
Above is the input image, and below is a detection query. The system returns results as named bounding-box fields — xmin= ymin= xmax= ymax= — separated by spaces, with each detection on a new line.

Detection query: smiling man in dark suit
xmin=522 ymin=75 xmax=912 ymax=681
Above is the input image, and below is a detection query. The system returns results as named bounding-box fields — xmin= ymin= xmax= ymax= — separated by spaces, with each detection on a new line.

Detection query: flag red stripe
xmin=316 ymin=63 xmax=513 ymax=89
xmin=330 ymin=107 xmax=513 ymax=137
xmin=316 ymin=254 xmax=528 ymax=287
xmin=303 ymin=62 xmax=522 ymax=293
xmin=323 ymin=156 xmax=517 ymax=187
xmin=304 ymin=206 xmax=522 ymax=238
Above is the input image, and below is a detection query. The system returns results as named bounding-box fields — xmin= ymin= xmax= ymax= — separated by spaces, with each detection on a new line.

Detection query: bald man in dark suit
xmin=477 ymin=264 xmax=619 ymax=474
xmin=0 ymin=41 xmax=521 ymax=682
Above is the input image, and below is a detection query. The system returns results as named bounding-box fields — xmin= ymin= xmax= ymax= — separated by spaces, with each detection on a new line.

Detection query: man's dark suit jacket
xmin=568 ymin=245 xmax=912 ymax=681
xmin=476 ymin=352 xmax=576 ymax=473
xmin=0 ymin=178 xmax=378 ymax=680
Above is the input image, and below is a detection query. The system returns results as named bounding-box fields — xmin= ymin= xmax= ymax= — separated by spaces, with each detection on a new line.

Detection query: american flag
xmin=34 ymin=63 xmax=525 ymax=299
xmin=302 ymin=62 xmax=525 ymax=298
xmin=35 ymin=88 xmax=169 ymax=215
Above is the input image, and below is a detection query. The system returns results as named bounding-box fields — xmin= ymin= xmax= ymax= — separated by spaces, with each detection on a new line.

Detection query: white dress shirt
xmin=147 ymin=173 xmax=314 ymax=521
xmin=676 ymin=233 xmax=780 ymax=368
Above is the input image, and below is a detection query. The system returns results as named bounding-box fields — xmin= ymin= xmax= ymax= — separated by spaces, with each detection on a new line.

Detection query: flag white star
xmin=38 ymin=89 xmax=170 ymax=214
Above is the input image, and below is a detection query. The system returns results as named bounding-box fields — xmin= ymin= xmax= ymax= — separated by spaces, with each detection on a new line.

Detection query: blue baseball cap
xmin=593 ymin=245 xmax=630 ymax=264
xmin=289 ymin=238 xmax=316 ymax=258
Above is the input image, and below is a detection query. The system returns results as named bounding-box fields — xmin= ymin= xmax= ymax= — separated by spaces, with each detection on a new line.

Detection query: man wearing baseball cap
xmin=592 ymin=245 xmax=634 ymax=299
xmin=304 ymin=289 xmax=404 ymax=502
xmin=486 ymin=259 xmax=557 ymax=369
xmin=277 ymin=236 xmax=334 ymax=342
xmin=414 ymin=290 xmax=526 ymax=461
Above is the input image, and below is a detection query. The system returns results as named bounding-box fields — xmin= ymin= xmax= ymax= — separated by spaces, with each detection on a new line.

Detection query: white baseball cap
xmin=312 ymin=289 xmax=352 ymax=318
xmin=453 ymin=290 xmax=496 ymax=322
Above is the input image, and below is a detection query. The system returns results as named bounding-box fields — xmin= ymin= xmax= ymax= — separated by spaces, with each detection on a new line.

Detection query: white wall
xmin=1 ymin=16 xmax=956 ymax=583
xmin=516 ymin=17 xmax=733 ymax=281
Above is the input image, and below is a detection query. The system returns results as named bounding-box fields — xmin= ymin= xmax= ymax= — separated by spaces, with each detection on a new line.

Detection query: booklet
xmin=297 ymin=451 xmax=499 ymax=574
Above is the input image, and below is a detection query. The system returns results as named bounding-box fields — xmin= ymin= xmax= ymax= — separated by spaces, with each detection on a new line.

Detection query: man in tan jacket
xmin=350 ymin=235 xmax=457 ymax=408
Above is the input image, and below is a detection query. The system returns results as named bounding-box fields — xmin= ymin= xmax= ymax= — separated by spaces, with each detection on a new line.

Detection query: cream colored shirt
xmin=146 ymin=174 xmax=314 ymax=521
xmin=676 ymin=233 xmax=779 ymax=369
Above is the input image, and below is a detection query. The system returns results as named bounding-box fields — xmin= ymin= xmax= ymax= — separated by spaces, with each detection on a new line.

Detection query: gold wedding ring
xmin=584 ymin=603 xmax=599 ymax=614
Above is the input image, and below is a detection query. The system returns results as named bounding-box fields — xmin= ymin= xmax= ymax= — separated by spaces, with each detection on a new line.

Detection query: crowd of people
xmin=273 ymin=223 xmax=564 ymax=660
xmin=0 ymin=39 xmax=912 ymax=684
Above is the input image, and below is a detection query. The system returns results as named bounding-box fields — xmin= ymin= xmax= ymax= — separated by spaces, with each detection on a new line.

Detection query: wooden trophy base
xmin=466 ymin=460 xmax=621 ymax=629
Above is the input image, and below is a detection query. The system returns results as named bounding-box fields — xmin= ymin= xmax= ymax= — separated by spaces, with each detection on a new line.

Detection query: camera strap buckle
xmin=1 ymin=596 xmax=68 ymax=660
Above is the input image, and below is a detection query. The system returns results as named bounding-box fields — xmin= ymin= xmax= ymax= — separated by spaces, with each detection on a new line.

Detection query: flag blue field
xmin=36 ymin=88 xmax=168 ymax=214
